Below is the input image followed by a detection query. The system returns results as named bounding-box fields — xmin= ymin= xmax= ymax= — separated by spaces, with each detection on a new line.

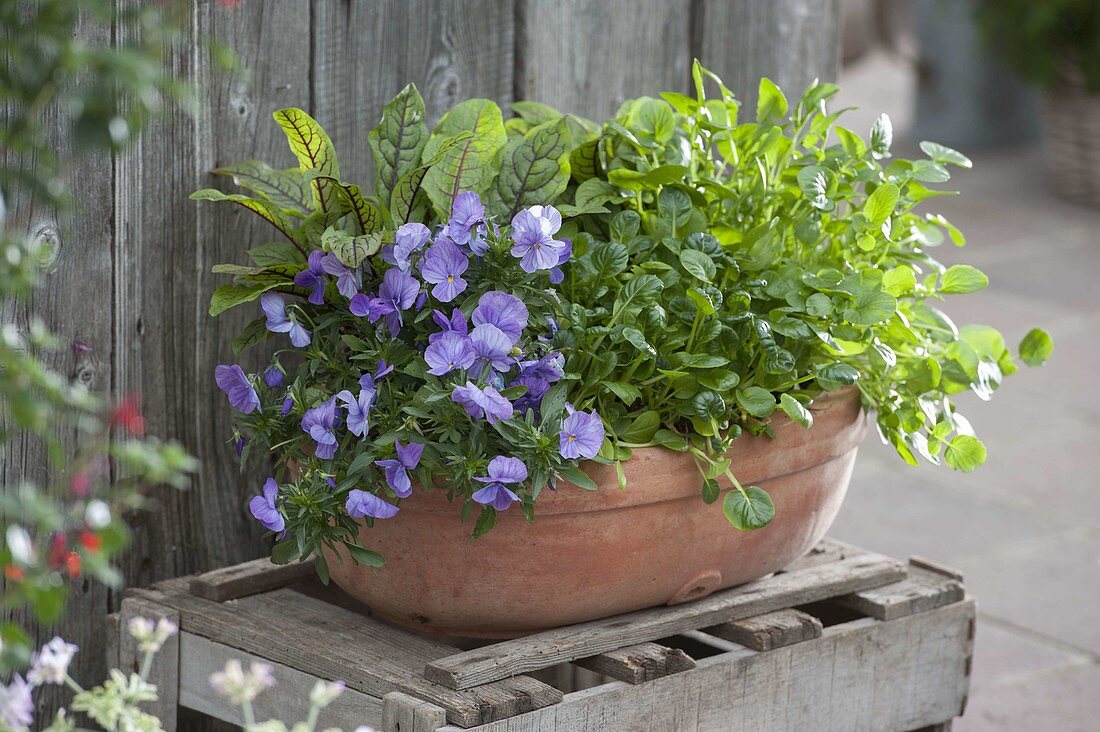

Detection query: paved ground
xmin=830 ymin=51 xmax=1100 ymax=730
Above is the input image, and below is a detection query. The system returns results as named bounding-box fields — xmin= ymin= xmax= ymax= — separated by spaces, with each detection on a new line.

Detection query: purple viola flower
xmin=510 ymin=205 xmax=567 ymax=273
xmin=389 ymin=222 xmax=431 ymax=271
xmin=295 ymin=250 xmax=328 ymax=305
xmin=471 ymin=291 xmax=528 ymax=344
xmin=470 ymin=323 xmax=514 ymax=376
xmin=429 ymin=308 xmax=468 ymax=344
xmin=511 ymin=353 xmax=562 ymax=411
xmin=262 ymin=365 xmax=283 ymax=388
xmin=549 ymin=239 xmax=573 ymax=284
xmin=443 ymin=192 xmax=488 ymax=255
xmin=234 ymin=437 xmax=245 ymax=456
xmin=419 ymin=240 xmax=469 ymax=302
xmin=520 ymin=351 xmax=564 ymax=383
xmin=512 ymin=375 xmax=551 ymax=413
xmin=281 ymin=396 xmax=294 ymax=415
xmin=375 ymin=438 xmax=424 ymax=498
xmin=424 ymin=330 xmax=476 ymax=375
xmin=373 ymin=360 xmax=394 ymax=381
xmin=451 ymin=381 xmax=513 ymax=424
xmin=301 ymin=397 xmax=339 ymax=459
xmin=215 ymin=364 xmax=260 ymax=414
xmin=260 ymin=292 xmax=311 ymax=347
xmin=249 ymin=478 xmax=285 ymax=533
xmin=321 ymin=253 xmax=359 ymax=299
xmin=471 ymin=456 xmax=527 ymax=511
xmin=348 ymin=293 xmax=395 ymax=322
xmin=335 ymin=387 xmax=373 ymax=438
xmin=345 ymin=489 xmax=398 ymax=520
xmin=378 ymin=267 xmax=420 ymax=335
xmin=559 ymin=405 xmax=605 ymax=460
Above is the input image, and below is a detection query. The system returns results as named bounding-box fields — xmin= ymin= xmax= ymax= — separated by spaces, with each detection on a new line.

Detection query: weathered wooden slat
xmin=704 ymin=608 xmax=823 ymax=652
xmin=128 ymin=585 xmax=559 ymax=728
xmin=0 ymin=12 xmax=116 ymax=718
xmin=179 ymin=632 xmax=384 ymax=731
xmin=834 ymin=561 xmax=965 ymax=621
xmin=435 ymin=600 xmax=975 ymax=732
xmin=424 ymin=552 xmax=906 ymax=690
xmin=692 ymin=0 xmax=841 ymax=111
xmin=780 ymin=537 xmax=866 ymax=573
xmin=311 ymin=0 xmax=515 ymax=189
xmin=189 ymin=557 xmax=317 ymax=601
xmin=516 ymin=0 xmax=690 ymax=121
xmin=112 ymin=0 xmax=309 ymax=596
xmin=574 ymin=642 xmax=695 ymax=684
xmin=120 ymin=597 xmax=181 ymax=731
xmin=382 ymin=692 xmax=449 ymax=732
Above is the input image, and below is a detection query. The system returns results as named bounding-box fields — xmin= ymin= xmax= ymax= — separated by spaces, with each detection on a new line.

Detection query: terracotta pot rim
xmin=388 ymin=387 xmax=865 ymax=516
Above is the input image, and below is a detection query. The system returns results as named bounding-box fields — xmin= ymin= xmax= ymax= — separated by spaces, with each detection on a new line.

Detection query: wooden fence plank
xmin=112 ymin=0 xmax=310 ymax=594
xmin=516 ymin=0 xmax=690 ymax=122
xmin=311 ymin=0 xmax=516 ymax=189
xmin=575 ymin=642 xmax=695 ymax=684
xmin=179 ymin=631 xmax=385 ymax=730
xmin=129 ymin=585 xmax=560 ymax=728
xmin=189 ymin=557 xmax=317 ymax=601
xmin=424 ymin=552 xmax=906 ymax=690
xmin=0 ymin=12 xmax=115 ymax=716
xmin=693 ymin=0 xmax=841 ymax=111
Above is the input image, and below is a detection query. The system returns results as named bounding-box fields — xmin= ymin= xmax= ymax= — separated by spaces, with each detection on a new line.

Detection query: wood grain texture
xmin=120 ymin=597 xmax=181 ymax=731
xmin=189 ymin=557 xmax=317 ymax=601
xmin=515 ymin=0 xmax=690 ymax=122
xmin=311 ymin=0 xmax=516 ymax=189
xmin=425 ymin=552 xmax=906 ymax=690
xmin=179 ymin=632 xmax=385 ymax=730
xmin=112 ymin=0 xmax=309 ymax=594
xmin=574 ymin=642 xmax=695 ymax=684
xmin=383 ymin=692 xmax=449 ymax=732
xmin=834 ymin=562 xmax=966 ymax=621
xmin=129 ymin=585 xmax=561 ymax=727
xmin=435 ymin=599 xmax=975 ymax=732
xmin=704 ymin=608 xmax=823 ymax=651
xmin=0 ymin=13 xmax=115 ymax=716
xmin=692 ymin=0 xmax=841 ymax=113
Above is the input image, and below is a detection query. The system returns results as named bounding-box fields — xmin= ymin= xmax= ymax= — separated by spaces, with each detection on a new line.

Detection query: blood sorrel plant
xmin=550 ymin=63 xmax=1052 ymax=528
xmin=197 ymin=99 xmax=603 ymax=576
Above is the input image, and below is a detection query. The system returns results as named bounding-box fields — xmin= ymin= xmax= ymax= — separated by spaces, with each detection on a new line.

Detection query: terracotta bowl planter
xmin=325 ymin=388 xmax=867 ymax=638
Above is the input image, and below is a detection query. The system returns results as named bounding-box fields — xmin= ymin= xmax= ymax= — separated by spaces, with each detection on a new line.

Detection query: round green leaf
xmin=723 ymin=486 xmax=775 ymax=530
xmin=944 ymin=435 xmax=986 ymax=472
xmin=736 ymin=386 xmax=775 ymax=418
xmin=680 ymin=249 xmax=717 ymax=282
xmin=1018 ymin=327 xmax=1053 ymax=367
xmin=940 ymin=265 xmax=988 ymax=295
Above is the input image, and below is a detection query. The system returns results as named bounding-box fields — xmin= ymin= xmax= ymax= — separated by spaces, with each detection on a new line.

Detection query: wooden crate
xmin=108 ymin=539 xmax=973 ymax=732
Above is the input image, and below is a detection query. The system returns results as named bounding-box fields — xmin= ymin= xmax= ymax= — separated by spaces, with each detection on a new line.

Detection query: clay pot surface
xmin=325 ymin=388 xmax=867 ymax=637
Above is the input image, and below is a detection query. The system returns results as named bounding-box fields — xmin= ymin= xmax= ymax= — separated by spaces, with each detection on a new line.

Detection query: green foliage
xmin=975 ymin=0 xmax=1100 ymax=91
xmin=0 ymin=0 xmax=199 ymax=675
xmin=556 ymin=62 xmax=1051 ymax=525
xmin=204 ymin=70 xmax=1052 ymax=543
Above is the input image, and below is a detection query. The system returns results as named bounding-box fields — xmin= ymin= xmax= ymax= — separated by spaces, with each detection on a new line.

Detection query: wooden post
xmin=119 ymin=597 xmax=181 ymax=731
